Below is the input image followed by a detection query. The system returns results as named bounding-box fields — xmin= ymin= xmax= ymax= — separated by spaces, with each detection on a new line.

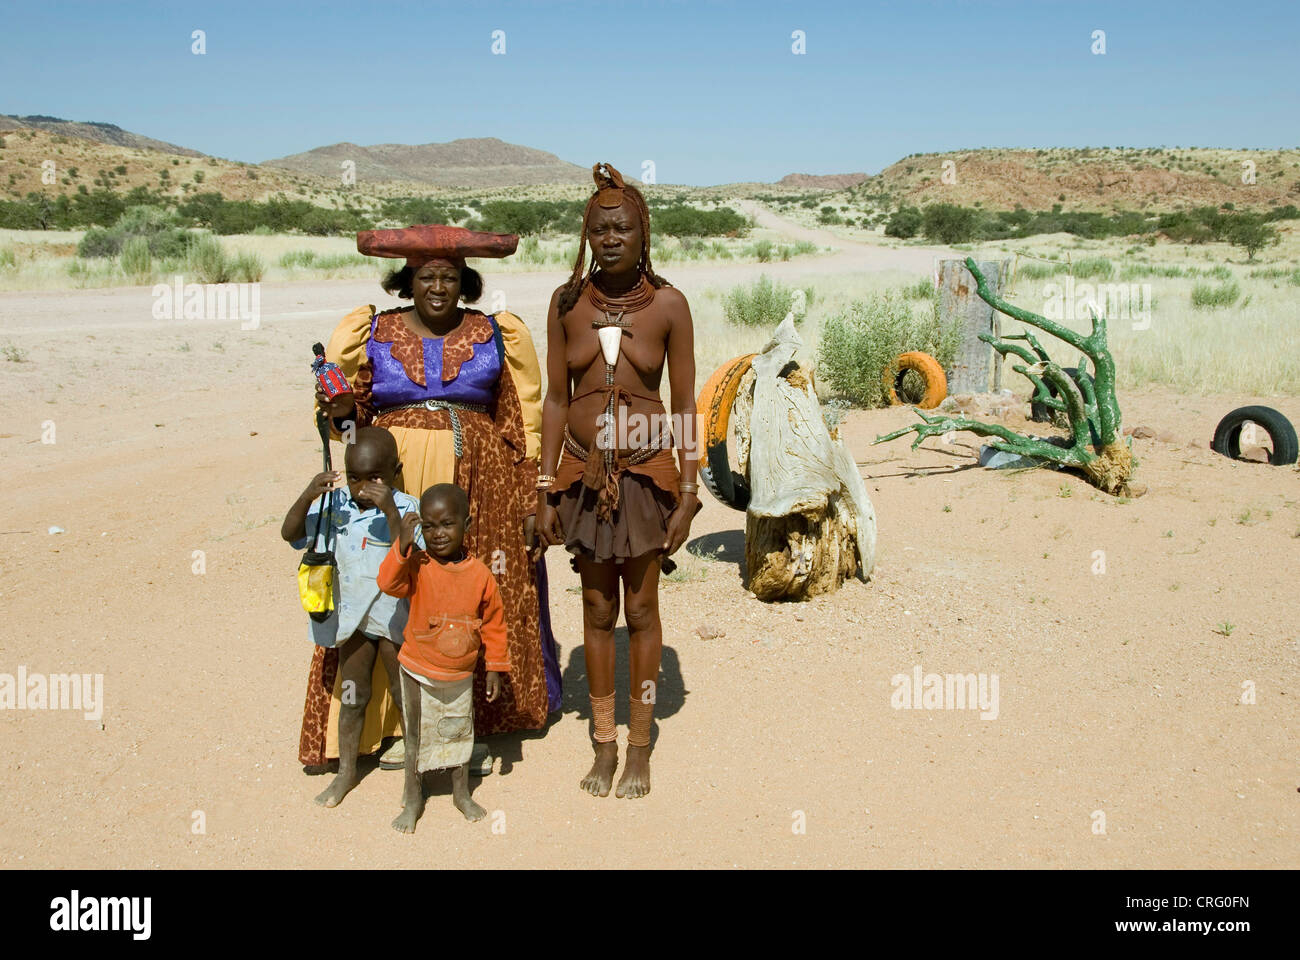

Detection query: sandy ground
xmin=1 ymin=219 xmax=1296 ymax=869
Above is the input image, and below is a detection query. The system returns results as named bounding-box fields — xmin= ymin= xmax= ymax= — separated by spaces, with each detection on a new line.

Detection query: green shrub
xmin=0 ymin=247 xmax=16 ymax=269
xmin=279 ymin=249 xmax=318 ymax=268
xmin=76 ymin=205 xmax=191 ymax=259
xmin=817 ymin=292 xmax=961 ymax=406
xmin=1190 ymin=279 xmax=1241 ymax=309
xmin=902 ymin=277 xmax=935 ymax=300
xmin=187 ymin=234 xmax=231 ymax=283
xmin=1071 ymin=256 xmax=1114 ymax=280
xmin=885 ymin=207 xmax=921 ymax=239
xmin=752 ymin=240 xmax=773 ymax=263
xmin=230 ymin=251 xmax=265 ymax=282
xmin=120 ymin=235 xmax=153 ymax=279
xmin=723 ymin=275 xmax=809 ymax=327
xmin=921 ymin=203 xmax=979 ymax=244
xmin=1018 ymin=260 xmax=1066 ymax=280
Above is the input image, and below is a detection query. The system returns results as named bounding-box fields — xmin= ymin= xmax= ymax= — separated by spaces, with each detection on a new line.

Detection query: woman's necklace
xmin=585 ymin=270 xmax=656 ymax=315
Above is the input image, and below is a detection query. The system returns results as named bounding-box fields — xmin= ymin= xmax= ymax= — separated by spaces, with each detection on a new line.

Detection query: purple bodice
xmin=367 ymin=314 xmax=501 ymax=409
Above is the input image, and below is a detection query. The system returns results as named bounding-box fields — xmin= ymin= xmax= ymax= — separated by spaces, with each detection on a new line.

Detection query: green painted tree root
xmin=873 ymin=257 xmax=1134 ymax=494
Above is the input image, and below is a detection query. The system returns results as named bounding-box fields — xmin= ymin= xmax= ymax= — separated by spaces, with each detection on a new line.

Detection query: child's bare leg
xmin=377 ymin=639 xmax=405 ymax=736
xmin=392 ymin=668 xmax=424 ymax=833
xmin=576 ymin=556 xmax=620 ymax=797
xmin=616 ymin=553 xmax=662 ymax=799
xmin=314 ymin=634 xmax=375 ymax=807
xmin=451 ymin=762 xmax=485 ymax=821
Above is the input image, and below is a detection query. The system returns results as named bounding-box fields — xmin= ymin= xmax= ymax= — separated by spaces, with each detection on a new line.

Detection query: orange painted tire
xmin=695 ymin=353 xmax=755 ymax=510
xmin=883 ymin=351 xmax=947 ymax=409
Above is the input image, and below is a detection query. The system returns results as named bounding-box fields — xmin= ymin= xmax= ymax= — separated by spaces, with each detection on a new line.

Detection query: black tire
xmin=1029 ymin=366 xmax=1080 ymax=423
xmin=1211 ymin=405 xmax=1298 ymax=465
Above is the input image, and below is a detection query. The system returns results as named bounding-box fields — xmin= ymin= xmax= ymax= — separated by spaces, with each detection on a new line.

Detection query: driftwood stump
xmin=742 ymin=315 xmax=877 ymax=600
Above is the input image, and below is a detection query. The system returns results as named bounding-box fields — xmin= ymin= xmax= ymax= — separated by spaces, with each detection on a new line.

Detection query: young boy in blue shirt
xmin=281 ymin=426 xmax=420 ymax=808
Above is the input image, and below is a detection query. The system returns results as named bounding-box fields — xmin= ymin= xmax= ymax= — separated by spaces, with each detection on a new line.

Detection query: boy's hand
xmin=303 ymin=471 xmax=339 ymax=500
xmin=398 ymin=511 xmax=421 ymax=555
xmin=485 ymin=671 xmax=501 ymax=702
xmin=358 ymin=480 xmax=397 ymax=516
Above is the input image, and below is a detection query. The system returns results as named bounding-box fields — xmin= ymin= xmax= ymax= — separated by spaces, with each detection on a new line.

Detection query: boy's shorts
xmin=399 ymin=666 xmax=474 ymax=772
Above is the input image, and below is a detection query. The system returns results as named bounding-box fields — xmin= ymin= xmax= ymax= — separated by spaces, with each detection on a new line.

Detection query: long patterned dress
xmin=298 ymin=305 xmax=561 ymax=764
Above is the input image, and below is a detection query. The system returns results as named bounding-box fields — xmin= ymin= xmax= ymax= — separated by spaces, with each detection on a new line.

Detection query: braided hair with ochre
xmin=557 ymin=162 xmax=669 ymax=316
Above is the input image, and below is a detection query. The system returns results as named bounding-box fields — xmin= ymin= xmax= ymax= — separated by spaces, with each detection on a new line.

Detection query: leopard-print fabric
xmin=297 ymin=311 xmax=550 ymax=763
xmin=297 ymin=643 xmax=338 ymax=766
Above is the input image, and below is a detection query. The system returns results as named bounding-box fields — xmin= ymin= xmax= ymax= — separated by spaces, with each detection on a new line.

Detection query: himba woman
xmin=302 ymin=225 xmax=561 ymax=806
xmin=537 ymin=164 xmax=700 ymax=799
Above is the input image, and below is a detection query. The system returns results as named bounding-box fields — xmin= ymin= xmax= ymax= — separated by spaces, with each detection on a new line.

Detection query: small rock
xmin=47 ymin=526 xmax=64 ymax=535
xmin=249 ymin=431 xmax=259 ymax=437
xmin=1127 ymin=425 xmax=1156 ymax=439
xmin=695 ymin=623 xmax=725 ymax=640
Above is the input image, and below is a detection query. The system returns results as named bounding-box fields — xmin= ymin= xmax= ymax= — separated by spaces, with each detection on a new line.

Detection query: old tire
xmin=696 ymin=353 xmax=756 ymax=510
xmin=1211 ymin=406 xmax=1298 ymax=465
xmin=1029 ymin=366 xmax=1081 ymax=423
xmin=883 ymin=351 xmax=947 ymax=409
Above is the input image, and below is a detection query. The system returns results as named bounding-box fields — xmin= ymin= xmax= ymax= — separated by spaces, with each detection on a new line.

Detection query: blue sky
xmin=2 ymin=0 xmax=1297 ymax=185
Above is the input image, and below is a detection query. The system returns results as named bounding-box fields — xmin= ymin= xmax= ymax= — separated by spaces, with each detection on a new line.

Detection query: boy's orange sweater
xmin=377 ymin=543 xmax=510 ymax=682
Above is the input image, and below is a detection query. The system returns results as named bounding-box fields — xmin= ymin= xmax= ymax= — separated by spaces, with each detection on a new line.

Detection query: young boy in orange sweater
xmin=378 ymin=482 xmax=509 ymax=832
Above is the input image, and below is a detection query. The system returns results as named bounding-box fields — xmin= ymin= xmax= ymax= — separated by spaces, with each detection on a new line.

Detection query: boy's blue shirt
xmin=292 ymin=488 xmax=422 ymax=647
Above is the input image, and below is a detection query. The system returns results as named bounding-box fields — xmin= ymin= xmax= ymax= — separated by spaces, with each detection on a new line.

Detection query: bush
xmin=120 ymin=235 xmax=152 ymax=279
xmin=187 ymin=234 xmax=231 ymax=283
xmin=0 ymin=247 xmax=16 ymax=269
xmin=921 ymin=203 xmax=979 ymax=244
xmin=902 ymin=277 xmax=935 ymax=300
xmin=723 ymin=275 xmax=809 ymax=328
xmin=885 ymin=207 xmax=921 ymax=239
xmin=1190 ymin=279 xmax=1241 ymax=309
xmin=1071 ymin=256 xmax=1114 ymax=280
xmin=1225 ymin=215 xmax=1278 ymax=261
xmin=280 ymin=249 xmax=318 ymax=268
xmin=76 ymin=205 xmax=191 ymax=259
xmin=653 ymin=204 xmax=748 ymax=237
xmin=817 ymin=292 xmax=961 ymax=406
xmin=230 ymin=251 xmax=264 ymax=282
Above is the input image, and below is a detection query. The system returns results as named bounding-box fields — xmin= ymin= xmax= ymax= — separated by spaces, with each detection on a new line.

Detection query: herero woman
xmin=537 ymin=164 xmax=700 ymax=799
xmin=301 ymin=225 xmax=561 ymax=804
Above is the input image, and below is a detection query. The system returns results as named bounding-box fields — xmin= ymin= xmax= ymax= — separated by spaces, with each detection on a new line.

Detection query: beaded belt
xmin=377 ymin=399 xmax=487 ymax=458
xmin=562 ymin=425 xmax=664 ymax=465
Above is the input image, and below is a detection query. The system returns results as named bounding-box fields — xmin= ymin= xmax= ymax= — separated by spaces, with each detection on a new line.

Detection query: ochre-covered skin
xmin=537 ymin=164 xmax=700 ymax=799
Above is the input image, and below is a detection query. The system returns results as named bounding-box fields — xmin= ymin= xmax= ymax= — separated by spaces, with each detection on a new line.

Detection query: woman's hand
xmin=522 ymin=515 xmax=545 ymax=562
xmin=485 ymin=671 xmax=502 ymax=702
xmin=662 ymin=493 xmax=701 ymax=556
xmin=315 ymin=385 xmax=355 ymax=420
xmin=536 ymin=493 xmax=564 ymax=547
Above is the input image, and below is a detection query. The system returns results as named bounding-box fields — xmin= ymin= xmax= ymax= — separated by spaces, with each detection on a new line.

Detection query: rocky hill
xmin=261 ymin=137 xmax=590 ymax=188
xmin=0 ymin=114 xmax=203 ymax=157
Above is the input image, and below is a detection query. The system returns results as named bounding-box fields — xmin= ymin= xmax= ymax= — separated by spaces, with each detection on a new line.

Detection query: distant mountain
xmin=0 ymin=114 xmax=204 ymax=157
xmin=261 ymin=137 xmax=591 ymax=188
xmin=778 ymin=172 xmax=869 ymax=189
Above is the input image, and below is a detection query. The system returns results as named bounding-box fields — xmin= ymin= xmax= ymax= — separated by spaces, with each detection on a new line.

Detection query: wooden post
xmin=940 ymin=258 xmax=1009 ymax=394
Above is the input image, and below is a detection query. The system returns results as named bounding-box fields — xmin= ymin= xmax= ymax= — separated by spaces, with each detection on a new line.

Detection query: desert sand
xmin=1 ymin=222 xmax=1296 ymax=869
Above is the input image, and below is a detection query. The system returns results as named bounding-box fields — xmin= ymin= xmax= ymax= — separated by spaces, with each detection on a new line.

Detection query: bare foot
xmin=453 ymin=793 xmax=486 ymax=822
xmin=616 ymin=744 xmax=651 ymax=799
xmin=391 ymin=800 xmax=424 ymax=833
xmin=580 ymin=741 xmax=618 ymax=797
xmin=313 ymin=772 xmax=357 ymax=808
xmin=450 ymin=763 xmax=485 ymax=822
